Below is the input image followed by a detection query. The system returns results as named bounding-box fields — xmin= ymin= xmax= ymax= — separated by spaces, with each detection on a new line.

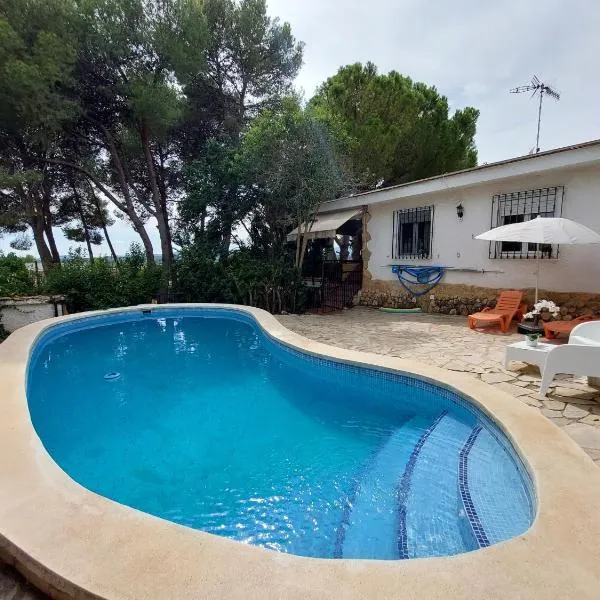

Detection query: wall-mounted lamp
xmin=456 ymin=203 xmax=464 ymax=221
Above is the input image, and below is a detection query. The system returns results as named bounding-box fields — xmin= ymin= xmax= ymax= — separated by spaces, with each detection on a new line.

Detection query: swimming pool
xmin=27 ymin=307 xmax=534 ymax=560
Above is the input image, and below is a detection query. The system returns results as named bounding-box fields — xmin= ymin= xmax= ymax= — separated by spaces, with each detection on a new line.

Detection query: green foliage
xmin=179 ymin=138 xmax=242 ymax=250
xmin=0 ymin=1 xmax=77 ymax=137
xmin=177 ymin=0 xmax=304 ymax=255
xmin=236 ymin=97 xmax=353 ymax=265
xmin=0 ymin=0 xmax=78 ymax=267
xmin=310 ymin=62 xmax=479 ymax=189
xmin=128 ymin=74 xmax=184 ymax=139
xmin=0 ymin=0 xmax=483 ymax=309
xmin=175 ymin=246 xmax=305 ymax=313
xmin=43 ymin=244 xmax=162 ymax=313
xmin=0 ymin=252 xmax=36 ymax=296
xmin=199 ymin=0 xmax=304 ymax=132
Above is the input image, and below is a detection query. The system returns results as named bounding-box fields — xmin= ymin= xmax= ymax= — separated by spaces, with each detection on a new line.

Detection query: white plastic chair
xmin=540 ymin=322 xmax=600 ymax=395
xmin=570 ymin=321 xmax=600 ymax=346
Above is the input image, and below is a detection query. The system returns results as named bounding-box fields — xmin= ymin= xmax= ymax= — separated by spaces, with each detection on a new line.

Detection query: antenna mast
xmin=510 ymin=75 xmax=560 ymax=153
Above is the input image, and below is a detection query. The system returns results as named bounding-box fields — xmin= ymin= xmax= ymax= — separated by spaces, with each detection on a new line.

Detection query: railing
xmin=489 ymin=186 xmax=564 ymax=260
xmin=303 ymin=261 xmax=362 ymax=312
xmin=155 ymin=291 xmax=185 ymax=304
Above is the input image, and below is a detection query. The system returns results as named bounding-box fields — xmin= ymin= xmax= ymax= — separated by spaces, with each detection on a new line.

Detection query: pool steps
xmin=338 ymin=412 xmax=501 ymax=559
xmin=402 ymin=413 xmax=474 ymax=558
xmin=338 ymin=415 xmax=434 ymax=559
xmin=462 ymin=426 xmax=534 ymax=547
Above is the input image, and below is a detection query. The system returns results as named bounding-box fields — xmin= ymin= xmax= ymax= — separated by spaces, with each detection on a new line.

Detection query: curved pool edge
xmin=1 ymin=303 xmax=600 ymax=600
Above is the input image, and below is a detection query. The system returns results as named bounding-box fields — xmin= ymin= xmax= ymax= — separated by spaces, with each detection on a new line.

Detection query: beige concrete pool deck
xmin=1 ymin=304 xmax=600 ymax=600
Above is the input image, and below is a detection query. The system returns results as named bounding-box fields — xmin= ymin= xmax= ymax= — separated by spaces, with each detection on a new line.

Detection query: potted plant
xmin=524 ymin=299 xmax=561 ymax=326
xmin=525 ymin=332 xmax=542 ymax=347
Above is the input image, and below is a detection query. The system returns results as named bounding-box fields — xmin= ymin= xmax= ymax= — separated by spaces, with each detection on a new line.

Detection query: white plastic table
xmin=504 ymin=340 xmax=555 ymax=370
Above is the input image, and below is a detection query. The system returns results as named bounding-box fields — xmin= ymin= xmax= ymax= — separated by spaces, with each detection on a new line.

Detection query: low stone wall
xmin=358 ymin=281 xmax=600 ymax=320
xmin=0 ymin=296 xmax=66 ymax=333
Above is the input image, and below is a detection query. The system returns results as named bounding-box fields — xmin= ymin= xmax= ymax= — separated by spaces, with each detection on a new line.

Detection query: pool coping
xmin=1 ymin=303 xmax=600 ymax=599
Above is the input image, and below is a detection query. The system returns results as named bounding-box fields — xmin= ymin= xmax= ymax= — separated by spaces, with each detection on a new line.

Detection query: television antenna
xmin=510 ymin=75 xmax=560 ymax=153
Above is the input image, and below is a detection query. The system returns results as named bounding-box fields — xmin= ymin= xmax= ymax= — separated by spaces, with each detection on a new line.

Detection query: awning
xmin=286 ymin=208 xmax=363 ymax=242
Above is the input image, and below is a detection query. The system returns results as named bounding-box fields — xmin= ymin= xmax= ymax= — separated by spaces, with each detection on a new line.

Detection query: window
xmin=392 ymin=206 xmax=433 ymax=259
xmin=489 ymin=186 xmax=564 ymax=259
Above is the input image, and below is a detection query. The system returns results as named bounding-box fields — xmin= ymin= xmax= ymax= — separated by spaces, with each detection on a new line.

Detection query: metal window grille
xmin=392 ymin=206 xmax=434 ymax=259
xmin=489 ymin=186 xmax=564 ymax=259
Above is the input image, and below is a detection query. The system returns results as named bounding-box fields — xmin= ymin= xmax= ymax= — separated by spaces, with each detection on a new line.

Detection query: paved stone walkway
xmin=278 ymin=307 xmax=600 ymax=466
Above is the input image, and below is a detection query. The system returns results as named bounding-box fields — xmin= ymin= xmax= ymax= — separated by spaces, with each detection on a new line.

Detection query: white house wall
xmin=366 ymin=165 xmax=600 ymax=294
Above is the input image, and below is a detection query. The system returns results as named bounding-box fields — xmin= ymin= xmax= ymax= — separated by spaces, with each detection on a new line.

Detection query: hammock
xmin=390 ymin=265 xmax=446 ymax=297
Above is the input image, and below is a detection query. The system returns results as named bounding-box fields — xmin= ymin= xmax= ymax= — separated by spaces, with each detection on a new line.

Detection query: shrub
xmin=115 ymin=244 xmax=163 ymax=307
xmin=0 ymin=252 xmax=36 ymax=297
xmin=44 ymin=245 xmax=162 ymax=313
xmin=175 ymin=247 xmax=305 ymax=313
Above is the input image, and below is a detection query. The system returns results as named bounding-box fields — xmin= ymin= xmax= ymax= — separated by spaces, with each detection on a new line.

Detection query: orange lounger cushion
xmin=469 ymin=313 xmax=503 ymax=323
xmin=544 ymin=314 xmax=596 ymax=339
xmin=467 ymin=290 xmax=524 ymax=333
xmin=468 ymin=313 xmax=505 ymax=330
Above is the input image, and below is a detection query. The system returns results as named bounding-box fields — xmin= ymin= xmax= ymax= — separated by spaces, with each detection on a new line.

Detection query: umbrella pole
xmin=535 ymin=243 xmax=540 ymax=304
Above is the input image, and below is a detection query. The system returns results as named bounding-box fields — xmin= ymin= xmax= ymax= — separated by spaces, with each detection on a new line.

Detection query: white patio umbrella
xmin=475 ymin=216 xmax=600 ymax=302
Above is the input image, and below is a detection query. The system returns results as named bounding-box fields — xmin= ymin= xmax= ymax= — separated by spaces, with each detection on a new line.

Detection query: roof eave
xmin=323 ymin=138 xmax=600 ymax=211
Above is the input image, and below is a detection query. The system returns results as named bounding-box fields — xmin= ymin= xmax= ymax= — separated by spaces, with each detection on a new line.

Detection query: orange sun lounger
xmin=467 ymin=290 xmax=525 ymax=333
xmin=544 ymin=313 xmax=597 ymax=339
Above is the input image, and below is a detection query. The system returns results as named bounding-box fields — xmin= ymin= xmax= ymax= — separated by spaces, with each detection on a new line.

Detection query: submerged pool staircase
xmin=335 ymin=410 xmax=532 ymax=559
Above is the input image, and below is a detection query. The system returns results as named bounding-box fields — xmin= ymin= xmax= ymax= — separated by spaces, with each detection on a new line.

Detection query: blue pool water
xmin=27 ymin=308 xmax=535 ymax=559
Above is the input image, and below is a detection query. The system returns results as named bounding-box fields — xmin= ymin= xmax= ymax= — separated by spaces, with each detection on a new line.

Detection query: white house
xmin=309 ymin=139 xmax=600 ymax=316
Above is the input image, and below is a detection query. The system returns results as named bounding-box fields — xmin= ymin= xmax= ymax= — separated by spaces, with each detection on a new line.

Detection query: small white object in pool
xmin=104 ymin=372 xmax=121 ymax=381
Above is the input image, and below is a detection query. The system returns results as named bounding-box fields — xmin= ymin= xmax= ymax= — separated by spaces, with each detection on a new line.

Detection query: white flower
xmin=526 ymin=299 xmax=561 ymax=319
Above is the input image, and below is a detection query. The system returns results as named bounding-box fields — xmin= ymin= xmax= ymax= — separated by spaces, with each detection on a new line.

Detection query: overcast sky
xmin=3 ymin=0 xmax=599 ymax=258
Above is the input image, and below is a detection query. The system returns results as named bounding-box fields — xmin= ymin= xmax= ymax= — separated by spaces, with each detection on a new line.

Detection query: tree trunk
xmin=102 ymin=221 xmax=119 ymax=266
xmin=140 ymin=121 xmax=173 ymax=283
xmin=46 ymin=158 xmax=156 ymax=266
xmin=295 ymin=221 xmax=311 ymax=270
xmin=71 ymin=180 xmax=94 ymax=260
xmin=294 ymin=220 xmax=301 ymax=268
xmin=30 ymin=216 xmax=55 ymax=271
xmin=83 ymin=120 xmax=156 ymax=266
xmin=221 ymin=219 xmax=233 ymax=259
xmin=295 ymin=207 xmax=318 ymax=270
xmin=299 ymin=234 xmax=310 ymax=271
xmin=39 ymin=192 xmax=61 ymax=264
xmin=43 ymin=216 xmax=61 ymax=263
xmin=106 ymin=138 xmax=156 ymax=266
xmin=129 ymin=215 xmax=155 ymax=266
xmin=35 ymin=177 xmax=59 ymax=263
xmin=90 ymin=186 xmax=119 ymax=267
xmin=155 ymin=143 xmax=176 ymax=281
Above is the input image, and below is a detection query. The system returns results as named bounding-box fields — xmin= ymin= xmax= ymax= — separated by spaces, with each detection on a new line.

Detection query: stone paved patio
xmin=278 ymin=306 xmax=600 ymax=466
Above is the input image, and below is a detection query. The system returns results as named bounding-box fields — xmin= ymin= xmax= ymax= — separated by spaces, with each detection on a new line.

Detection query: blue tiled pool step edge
xmin=397 ymin=411 xmax=449 ymax=559
xmin=334 ymin=412 xmax=522 ymax=559
xmin=458 ymin=425 xmax=490 ymax=549
xmin=336 ymin=414 xmax=437 ymax=559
